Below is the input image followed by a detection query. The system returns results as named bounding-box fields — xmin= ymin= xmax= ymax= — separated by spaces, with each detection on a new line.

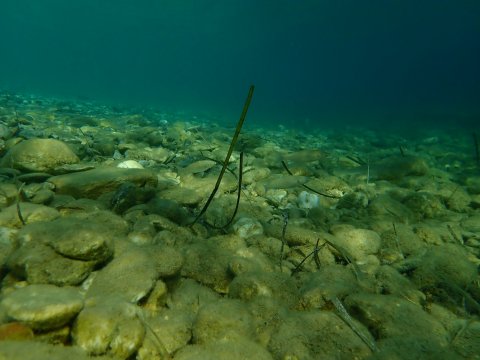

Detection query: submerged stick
xmin=16 ymin=183 xmax=26 ymax=226
xmin=392 ymin=223 xmax=404 ymax=258
xmin=191 ymin=85 xmax=254 ymax=225
xmin=292 ymin=238 xmax=324 ymax=274
xmin=329 ymin=296 xmax=378 ymax=353
xmin=206 ymin=152 xmax=244 ymax=229
xmin=279 ymin=211 xmax=289 ymax=271
xmin=281 ymin=160 xmax=340 ymax=199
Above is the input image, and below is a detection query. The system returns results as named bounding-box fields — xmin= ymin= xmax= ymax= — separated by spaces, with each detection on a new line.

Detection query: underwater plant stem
xmin=279 ymin=211 xmax=289 ymax=271
xmin=392 ymin=223 xmax=404 ymax=258
xmin=329 ymin=296 xmax=378 ymax=353
xmin=222 ymin=151 xmax=244 ymax=227
xmin=206 ymin=152 xmax=244 ymax=229
xmin=292 ymin=238 xmax=324 ymax=274
xmin=16 ymin=183 xmax=26 ymax=226
xmin=191 ymin=85 xmax=254 ymax=226
xmin=281 ymin=160 xmax=339 ymax=199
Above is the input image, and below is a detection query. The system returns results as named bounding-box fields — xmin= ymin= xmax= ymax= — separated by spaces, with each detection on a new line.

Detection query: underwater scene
xmin=0 ymin=1 xmax=480 ymax=359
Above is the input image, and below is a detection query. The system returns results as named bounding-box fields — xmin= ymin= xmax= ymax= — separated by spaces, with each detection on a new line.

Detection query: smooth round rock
xmin=330 ymin=226 xmax=381 ymax=261
xmin=1 ymin=138 xmax=79 ymax=172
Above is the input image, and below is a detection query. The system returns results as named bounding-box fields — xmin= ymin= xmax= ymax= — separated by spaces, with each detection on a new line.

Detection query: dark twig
xmin=292 ymin=238 xmax=325 ymax=274
xmin=281 ymin=160 xmax=340 ymax=199
xmin=329 ymin=296 xmax=377 ymax=352
xmin=198 ymin=152 xmax=237 ymax=178
xmin=345 ymin=155 xmax=367 ymax=166
xmin=205 ymin=152 xmax=244 ymax=229
xmin=392 ymin=223 xmax=404 ymax=258
xmin=16 ymin=183 xmax=26 ymax=225
xmin=323 ymin=238 xmax=361 ymax=281
xmin=279 ymin=211 xmax=289 ymax=271
xmin=191 ymin=85 xmax=254 ymax=226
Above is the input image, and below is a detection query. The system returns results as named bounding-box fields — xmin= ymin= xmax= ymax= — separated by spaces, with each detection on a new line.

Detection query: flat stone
xmin=48 ymin=167 xmax=158 ymax=199
xmin=44 ymin=217 xmax=114 ymax=262
xmin=86 ymin=242 xmax=158 ymax=303
xmin=1 ymin=284 xmax=84 ymax=330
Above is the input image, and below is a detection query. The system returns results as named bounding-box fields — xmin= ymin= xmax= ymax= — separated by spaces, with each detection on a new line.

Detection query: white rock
xmin=117 ymin=160 xmax=144 ymax=169
xmin=297 ymin=191 xmax=320 ymax=209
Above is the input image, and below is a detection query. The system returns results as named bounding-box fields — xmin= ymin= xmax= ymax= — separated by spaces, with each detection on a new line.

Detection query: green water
xmin=0 ymin=0 xmax=479 ymax=130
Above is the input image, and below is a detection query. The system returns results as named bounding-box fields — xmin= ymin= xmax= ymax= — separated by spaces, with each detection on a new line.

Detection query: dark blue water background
xmin=1 ymin=0 xmax=479 ymax=131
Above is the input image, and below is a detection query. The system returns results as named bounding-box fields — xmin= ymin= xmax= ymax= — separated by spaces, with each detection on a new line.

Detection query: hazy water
xmin=0 ymin=0 xmax=479 ymax=131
